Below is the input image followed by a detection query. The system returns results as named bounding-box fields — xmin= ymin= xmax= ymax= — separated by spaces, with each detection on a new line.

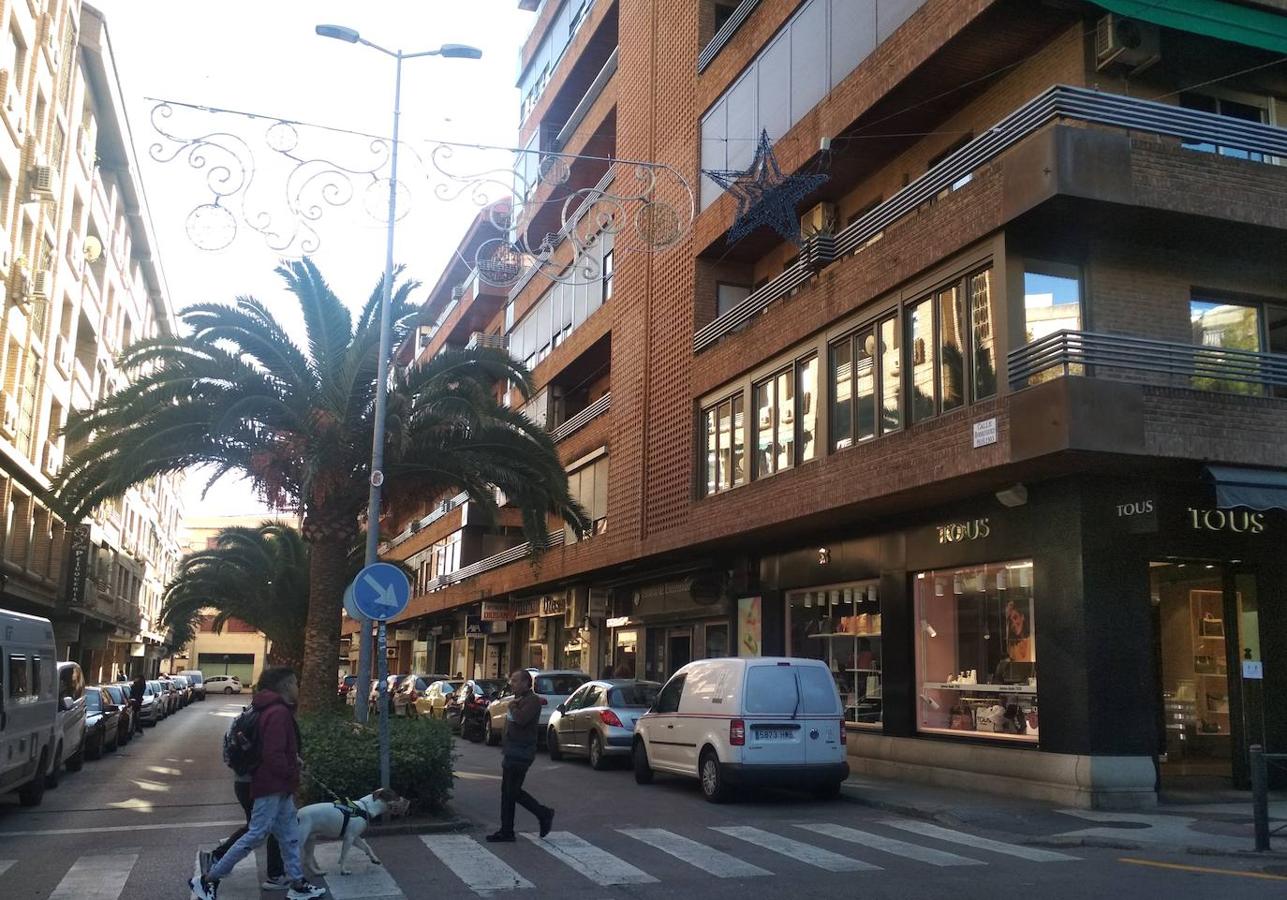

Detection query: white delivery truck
xmin=0 ymin=609 xmax=59 ymax=806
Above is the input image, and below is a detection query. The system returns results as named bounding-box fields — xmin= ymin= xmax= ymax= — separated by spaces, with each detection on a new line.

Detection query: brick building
xmin=369 ymin=0 xmax=1287 ymax=807
xmin=0 ymin=2 xmax=184 ymax=682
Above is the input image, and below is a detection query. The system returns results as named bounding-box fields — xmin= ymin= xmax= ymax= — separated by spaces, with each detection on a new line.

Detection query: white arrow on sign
xmin=363 ymin=573 xmax=399 ymax=607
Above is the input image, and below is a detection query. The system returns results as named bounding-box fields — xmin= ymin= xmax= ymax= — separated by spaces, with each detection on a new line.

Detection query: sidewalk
xmin=839 ymin=773 xmax=1287 ymax=858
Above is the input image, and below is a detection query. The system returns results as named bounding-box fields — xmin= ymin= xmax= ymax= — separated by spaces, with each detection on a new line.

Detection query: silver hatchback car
xmin=546 ymin=680 xmax=661 ymax=770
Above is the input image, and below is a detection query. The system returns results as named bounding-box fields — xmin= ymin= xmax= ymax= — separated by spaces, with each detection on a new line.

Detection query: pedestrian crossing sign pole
xmin=350 ymin=563 xmax=411 ymax=789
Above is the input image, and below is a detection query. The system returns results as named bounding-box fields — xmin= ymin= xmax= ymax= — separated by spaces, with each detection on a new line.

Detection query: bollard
xmin=1250 ymin=744 xmax=1270 ymax=852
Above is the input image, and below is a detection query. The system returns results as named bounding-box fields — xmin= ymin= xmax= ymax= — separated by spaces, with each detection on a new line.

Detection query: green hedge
xmin=298 ymin=712 xmax=455 ymax=814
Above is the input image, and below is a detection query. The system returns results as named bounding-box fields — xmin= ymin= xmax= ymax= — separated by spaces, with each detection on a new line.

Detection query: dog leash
xmin=304 ymin=770 xmax=354 ymax=807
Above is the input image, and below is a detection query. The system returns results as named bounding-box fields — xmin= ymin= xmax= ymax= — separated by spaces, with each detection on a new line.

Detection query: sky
xmin=89 ymin=0 xmax=537 ymax=519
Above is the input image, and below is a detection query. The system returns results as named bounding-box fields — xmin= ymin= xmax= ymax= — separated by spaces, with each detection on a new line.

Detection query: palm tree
xmin=58 ymin=259 xmax=585 ymax=710
xmin=161 ymin=522 xmax=310 ymax=672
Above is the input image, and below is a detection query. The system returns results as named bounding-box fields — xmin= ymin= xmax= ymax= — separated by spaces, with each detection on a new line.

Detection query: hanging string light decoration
xmin=702 ymin=129 xmax=829 ymax=246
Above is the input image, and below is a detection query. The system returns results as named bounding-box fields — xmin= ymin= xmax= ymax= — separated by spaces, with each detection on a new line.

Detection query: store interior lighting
xmin=921 ymin=619 xmax=938 ymax=638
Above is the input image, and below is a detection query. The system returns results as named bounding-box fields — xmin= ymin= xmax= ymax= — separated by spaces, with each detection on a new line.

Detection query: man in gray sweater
xmin=487 ymin=669 xmax=554 ymax=842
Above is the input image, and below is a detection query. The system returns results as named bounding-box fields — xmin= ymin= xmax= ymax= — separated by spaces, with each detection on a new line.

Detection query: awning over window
xmin=1205 ymin=465 xmax=1287 ymax=510
xmin=1094 ymin=1 xmax=1287 ymax=55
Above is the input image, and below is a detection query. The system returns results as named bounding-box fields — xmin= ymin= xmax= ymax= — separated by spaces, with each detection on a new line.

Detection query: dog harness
xmin=332 ymin=801 xmax=371 ymax=837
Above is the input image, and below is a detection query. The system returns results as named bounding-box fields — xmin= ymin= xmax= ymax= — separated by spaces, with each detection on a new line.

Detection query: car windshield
xmin=473 ymin=680 xmax=504 ymax=696
xmin=534 ymin=674 xmax=588 ymax=696
xmin=105 ymin=687 xmax=124 ymax=703
xmin=184 ymin=673 xmax=203 ymax=684
xmin=85 ymin=691 xmax=102 ymax=711
xmin=610 ymin=683 xmax=660 ymax=708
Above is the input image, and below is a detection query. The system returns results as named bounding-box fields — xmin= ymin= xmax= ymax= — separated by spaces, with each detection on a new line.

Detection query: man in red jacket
xmin=189 ymin=667 xmax=325 ymax=900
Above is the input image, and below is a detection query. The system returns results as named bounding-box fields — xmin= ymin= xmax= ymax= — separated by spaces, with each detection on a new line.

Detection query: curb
xmin=838 ymin=784 xmax=965 ymax=827
xmin=1020 ymin=834 xmax=1287 ymax=860
xmin=365 ymin=810 xmax=473 ymax=837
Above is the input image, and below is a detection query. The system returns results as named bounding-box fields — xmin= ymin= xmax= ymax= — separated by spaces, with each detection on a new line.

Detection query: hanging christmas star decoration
xmin=703 ymin=129 xmax=830 ymax=246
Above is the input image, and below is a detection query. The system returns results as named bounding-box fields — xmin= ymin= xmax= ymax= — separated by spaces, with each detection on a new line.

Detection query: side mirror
xmin=556 ymin=703 xmax=567 ymax=714
xmin=60 ymin=696 xmax=73 ymax=712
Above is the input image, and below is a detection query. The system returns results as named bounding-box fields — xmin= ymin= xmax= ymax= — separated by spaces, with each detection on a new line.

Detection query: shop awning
xmin=1205 ymin=465 xmax=1287 ymax=510
xmin=1094 ymin=1 xmax=1287 ymax=55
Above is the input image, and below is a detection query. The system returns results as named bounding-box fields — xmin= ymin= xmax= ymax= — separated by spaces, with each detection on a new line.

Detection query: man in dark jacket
xmin=487 ymin=669 xmax=554 ymax=842
xmin=189 ymin=667 xmax=325 ymax=900
xmin=129 ymin=675 xmax=147 ymax=736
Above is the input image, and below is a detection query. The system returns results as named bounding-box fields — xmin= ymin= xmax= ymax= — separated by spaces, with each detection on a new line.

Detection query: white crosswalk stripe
xmin=710 ymin=826 xmax=879 ymax=872
xmin=0 ymin=860 xmax=14 ymax=878
xmin=883 ymin=821 xmax=1079 ymax=862
xmin=313 ymin=843 xmax=404 ymax=900
xmin=795 ymin=823 xmax=985 ymax=867
xmin=49 ymin=851 xmax=138 ymax=900
xmin=524 ymin=831 xmax=659 ymax=885
xmin=619 ymin=827 xmax=772 ymax=878
xmin=419 ymin=834 xmax=534 ymax=895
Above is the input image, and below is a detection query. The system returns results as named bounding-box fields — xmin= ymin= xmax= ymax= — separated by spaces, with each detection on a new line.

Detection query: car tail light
xmin=599 ymin=709 xmax=623 ymax=728
xmin=839 ymin=720 xmax=847 ymax=745
xmin=730 ymin=719 xmax=745 ymax=746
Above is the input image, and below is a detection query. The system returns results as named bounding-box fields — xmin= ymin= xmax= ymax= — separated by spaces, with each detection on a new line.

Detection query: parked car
xmin=179 ymin=670 xmax=207 ymax=701
xmin=148 ymin=680 xmax=174 ymax=717
xmin=367 ymin=674 xmax=408 ymax=714
xmin=632 ymin=657 xmax=849 ymax=803
xmin=138 ymin=681 xmax=163 ymax=725
xmin=101 ymin=684 xmax=136 ymax=744
xmin=548 ymin=680 xmax=661 ymax=769
xmin=165 ymin=674 xmax=193 ymax=706
xmin=0 ymin=609 xmax=59 ymax=806
xmin=337 ymin=674 xmax=357 ymax=699
xmin=205 ymin=675 xmax=243 ymax=695
xmin=53 ymin=661 xmax=88 ymax=784
xmin=411 ymin=679 xmax=463 ymax=719
xmin=388 ymin=673 xmax=449 ymax=717
xmin=486 ymin=670 xmax=590 ymax=747
xmin=84 ymin=687 xmax=122 ymax=759
xmin=458 ymin=679 xmax=506 ymax=741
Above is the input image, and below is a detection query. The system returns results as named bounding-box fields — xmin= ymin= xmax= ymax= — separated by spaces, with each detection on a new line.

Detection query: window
xmin=713 ymin=2 xmax=737 ymax=33
xmin=908 ymin=297 xmax=936 ymax=422
xmin=753 ymin=365 xmax=799 ymax=478
xmin=653 ymin=673 xmax=685 ymax=713
xmin=716 ymin=282 xmax=750 ymax=317
xmin=970 ymin=269 xmax=997 ymax=400
xmin=611 ymin=682 xmax=659 ymax=707
xmin=8 ymin=655 xmax=29 ymax=700
xmin=1180 ymin=93 xmax=1271 ymax=162
xmin=1190 ymin=295 xmax=1287 ymax=396
xmin=702 ymin=393 xmax=745 ymax=494
xmin=1023 ymin=262 xmax=1082 ymax=384
xmin=31 ymin=655 xmax=41 ymax=697
xmin=566 ymin=455 xmax=608 ymax=541
xmin=744 ymin=666 xmax=800 ymax=714
xmin=831 ymin=313 xmax=900 ymax=450
xmin=788 ymin=581 xmax=881 ymax=725
xmin=797 ymin=355 xmax=818 ymax=463
xmin=602 ymin=249 xmax=614 ymax=302
xmin=915 ymin=561 xmax=1037 ymax=743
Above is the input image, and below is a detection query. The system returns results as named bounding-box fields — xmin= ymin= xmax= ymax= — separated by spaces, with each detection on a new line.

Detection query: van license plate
xmin=754 ymin=726 xmax=795 ymax=741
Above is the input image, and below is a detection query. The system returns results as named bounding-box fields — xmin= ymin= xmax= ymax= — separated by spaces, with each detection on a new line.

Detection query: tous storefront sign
xmin=937 ymin=518 xmax=991 ymax=544
xmin=1188 ymin=507 xmax=1266 ymax=534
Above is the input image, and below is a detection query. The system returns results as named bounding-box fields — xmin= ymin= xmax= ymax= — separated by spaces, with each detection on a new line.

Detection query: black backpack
xmin=223 ymin=700 xmax=283 ymax=776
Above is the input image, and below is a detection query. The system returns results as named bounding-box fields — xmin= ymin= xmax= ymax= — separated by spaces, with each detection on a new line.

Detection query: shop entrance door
xmin=668 ymin=629 xmax=692 ymax=675
xmin=1151 ymin=561 xmax=1263 ymax=787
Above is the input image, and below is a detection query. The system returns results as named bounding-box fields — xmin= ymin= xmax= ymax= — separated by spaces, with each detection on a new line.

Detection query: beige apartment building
xmin=0 ymin=1 xmax=184 ymax=682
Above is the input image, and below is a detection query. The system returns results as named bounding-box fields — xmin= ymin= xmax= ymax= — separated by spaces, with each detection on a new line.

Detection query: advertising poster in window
xmin=738 ymin=596 xmax=762 ymax=657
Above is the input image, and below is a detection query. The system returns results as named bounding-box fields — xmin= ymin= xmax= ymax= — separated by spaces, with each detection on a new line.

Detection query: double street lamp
xmin=315 ymin=25 xmax=481 ymax=782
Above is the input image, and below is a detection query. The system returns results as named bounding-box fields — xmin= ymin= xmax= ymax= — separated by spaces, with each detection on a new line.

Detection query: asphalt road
xmin=1 ymin=696 xmax=1284 ymax=899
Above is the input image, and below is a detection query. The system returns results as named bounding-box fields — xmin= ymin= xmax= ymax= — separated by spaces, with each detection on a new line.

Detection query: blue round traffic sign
xmin=350 ymin=563 xmax=411 ymax=621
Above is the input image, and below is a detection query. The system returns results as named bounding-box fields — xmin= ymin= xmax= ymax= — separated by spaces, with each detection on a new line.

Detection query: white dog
xmin=297 ymin=788 xmax=411 ymax=876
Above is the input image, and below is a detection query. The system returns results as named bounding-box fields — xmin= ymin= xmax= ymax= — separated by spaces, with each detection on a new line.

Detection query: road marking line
xmin=0 ymin=819 xmax=244 ymax=838
xmin=313 ymin=842 xmax=404 ymax=899
xmin=419 ymin=834 xmax=533 ymax=895
xmin=796 ymin=823 xmax=985 ymax=867
xmin=50 ymin=851 xmax=138 ymax=900
xmin=710 ymin=826 xmax=879 ymax=872
xmin=619 ymin=827 xmax=771 ymax=878
xmin=0 ymin=860 xmax=14 ymax=877
xmin=884 ymin=821 xmax=1078 ymax=862
xmin=524 ymin=832 xmax=658 ymax=885
xmin=1118 ymin=857 xmax=1287 ymax=882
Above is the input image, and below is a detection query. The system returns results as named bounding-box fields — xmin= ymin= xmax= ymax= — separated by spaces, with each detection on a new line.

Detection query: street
xmin=0 ymin=698 xmax=1282 ymax=899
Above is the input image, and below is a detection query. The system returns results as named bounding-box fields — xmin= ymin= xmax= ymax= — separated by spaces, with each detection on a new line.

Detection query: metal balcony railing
xmin=383 ymin=490 xmax=470 ymax=552
xmin=1007 ymin=330 xmax=1287 ymax=392
xmin=419 ymin=530 xmax=566 ymax=594
xmin=556 ymin=45 xmax=618 ymax=149
xmin=694 ymin=84 xmax=1287 ymax=353
xmin=698 ymin=0 xmax=762 ymax=72
xmin=467 ymin=332 xmax=509 ymax=352
xmin=551 ymin=391 xmax=611 ymax=442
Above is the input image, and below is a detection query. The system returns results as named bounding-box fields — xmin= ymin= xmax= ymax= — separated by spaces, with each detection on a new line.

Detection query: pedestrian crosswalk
xmin=0 ymin=816 xmax=1079 ymax=899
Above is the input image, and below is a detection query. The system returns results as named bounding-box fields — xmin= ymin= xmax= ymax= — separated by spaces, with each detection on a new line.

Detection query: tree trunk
xmin=298 ymin=531 xmax=351 ymax=713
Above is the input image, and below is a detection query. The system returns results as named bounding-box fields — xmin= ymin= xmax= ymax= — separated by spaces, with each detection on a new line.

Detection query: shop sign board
xmin=972 ymin=417 xmax=998 ymax=448
xmin=936 ymin=518 xmax=991 ymax=544
xmin=541 ymin=595 xmax=567 ymax=617
xmin=1242 ymin=660 xmax=1264 ymax=680
xmin=514 ymin=597 xmax=542 ymax=618
xmin=481 ymin=601 xmax=514 ymax=622
xmin=1114 ymin=497 xmax=1158 ymax=534
xmin=605 ymin=616 xmax=632 ymax=629
xmin=465 ymin=615 xmax=486 ymax=636
xmin=63 ymin=524 xmax=93 ymax=607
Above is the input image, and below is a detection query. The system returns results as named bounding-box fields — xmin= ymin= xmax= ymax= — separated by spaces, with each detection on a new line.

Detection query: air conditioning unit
xmin=1095 ymin=15 xmax=1160 ymax=73
xmin=30 ymin=164 xmax=55 ymax=198
xmin=800 ymin=201 xmax=838 ymax=238
xmin=529 ymin=617 xmax=546 ymax=641
xmin=0 ymin=392 xmax=18 ymax=437
xmin=42 ymin=440 xmax=62 ymax=476
xmin=30 ymin=269 xmax=49 ymax=298
xmin=563 ymin=601 xmax=578 ymax=631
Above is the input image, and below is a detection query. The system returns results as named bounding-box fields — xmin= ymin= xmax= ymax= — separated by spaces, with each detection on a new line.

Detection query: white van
xmin=0 ymin=609 xmax=59 ymax=806
xmin=632 ymin=657 xmax=849 ymax=802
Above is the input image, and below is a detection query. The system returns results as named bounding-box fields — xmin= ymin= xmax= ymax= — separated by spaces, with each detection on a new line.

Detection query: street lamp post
xmin=316 ymin=25 xmax=480 ymax=787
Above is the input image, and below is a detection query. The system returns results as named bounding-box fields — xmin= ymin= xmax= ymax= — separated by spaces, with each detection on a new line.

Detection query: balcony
xmin=1009 ymin=331 xmax=1287 ymax=396
xmin=553 ymin=45 xmax=617 ymax=150
xmin=419 ymin=530 xmax=565 ymax=595
xmin=552 ymin=391 xmax=610 ymax=443
xmin=694 ymin=84 xmax=1287 ymax=353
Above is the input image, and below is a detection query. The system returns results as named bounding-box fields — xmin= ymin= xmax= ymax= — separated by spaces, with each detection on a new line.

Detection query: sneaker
xmin=287 ymin=879 xmax=327 ymax=899
xmin=198 ymin=850 xmax=214 ymax=878
xmin=539 ymin=808 xmax=555 ymax=838
xmin=262 ymin=875 xmax=290 ymax=891
xmin=188 ymin=875 xmax=218 ymax=900
xmin=485 ymin=830 xmax=516 ymax=843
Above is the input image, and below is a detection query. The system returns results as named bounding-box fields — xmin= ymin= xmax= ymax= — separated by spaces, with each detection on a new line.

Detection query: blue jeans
xmin=207 ymin=793 xmax=302 ymax=883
